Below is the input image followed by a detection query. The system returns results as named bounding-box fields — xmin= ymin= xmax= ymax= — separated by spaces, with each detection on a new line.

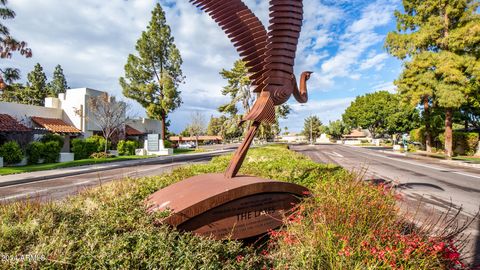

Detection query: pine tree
xmin=23 ymin=63 xmax=48 ymax=106
xmin=386 ymin=0 xmax=480 ymax=157
xmin=47 ymin=64 xmax=68 ymax=96
xmin=119 ymin=3 xmax=184 ymax=140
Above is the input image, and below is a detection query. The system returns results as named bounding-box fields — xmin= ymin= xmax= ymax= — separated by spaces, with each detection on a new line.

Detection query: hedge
xmin=117 ymin=140 xmax=139 ymax=156
xmin=43 ymin=141 xmax=61 ymax=163
xmin=0 ymin=141 xmax=24 ymax=165
xmin=438 ymin=132 xmax=479 ymax=156
xmin=26 ymin=141 xmax=45 ymax=164
xmin=40 ymin=133 xmax=64 ymax=147
xmin=72 ymin=139 xmax=99 ymax=160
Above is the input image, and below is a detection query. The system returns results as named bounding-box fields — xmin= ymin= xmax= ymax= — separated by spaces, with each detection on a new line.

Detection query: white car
xmin=178 ymin=143 xmax=195 ymax=149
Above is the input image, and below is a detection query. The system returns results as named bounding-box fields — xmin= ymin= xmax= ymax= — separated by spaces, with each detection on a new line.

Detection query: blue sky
xmin=1 ymin=0 xmax=403 ymax=133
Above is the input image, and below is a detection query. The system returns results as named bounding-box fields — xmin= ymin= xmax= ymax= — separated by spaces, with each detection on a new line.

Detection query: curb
xmin=0 ymin=149 xmax=233 ymax=188
xmin=378 ymin=150 xmax=480 ymax=169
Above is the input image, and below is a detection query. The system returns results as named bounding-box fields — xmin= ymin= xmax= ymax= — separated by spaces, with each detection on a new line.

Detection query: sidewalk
xmin=0 ymin=149 xmax=231 ymax=187
xmin=379 ymin=149 xmax=480 ymax=169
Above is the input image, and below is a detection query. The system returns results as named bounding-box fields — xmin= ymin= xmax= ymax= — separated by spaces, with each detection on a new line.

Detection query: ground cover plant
xmin=0 ymin=145 xmax=469 ymax=269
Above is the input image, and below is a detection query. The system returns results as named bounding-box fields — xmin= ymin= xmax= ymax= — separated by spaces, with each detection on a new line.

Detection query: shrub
xmin=410 ymin=127 xmax=426 ymax=146
xmin=0 ymin=141 xmax=23 ymax=165
xmin=26 ymin=141 xmax=45 ymax=164
xmin=438 ymin=132 xmax=479 ymax=156
xmin=86 ymin=135 xmax=110 ymax=152
xmin=43 ymin=141 xmax=61 ymax=163
xmin=164 ymin=140 xmax=172 ymax=148
xmin=90 ymin=152 xmax=114 ymax=159
xmin=40 ymin=133 xmax=64 ymax=146
xmin=117 ymin=140 xmax=138 ymax=156
xmin=72 ymin=139 xmax=98 ymax=160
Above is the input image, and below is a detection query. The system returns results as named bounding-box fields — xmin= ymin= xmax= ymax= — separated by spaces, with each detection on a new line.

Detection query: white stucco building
xmin=0 ymin=88 xmax=163 ymax=147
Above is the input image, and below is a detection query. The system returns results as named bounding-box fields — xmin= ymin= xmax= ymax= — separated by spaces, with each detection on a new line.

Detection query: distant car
xmin=178 ymin=142 xmax=196 ymax=149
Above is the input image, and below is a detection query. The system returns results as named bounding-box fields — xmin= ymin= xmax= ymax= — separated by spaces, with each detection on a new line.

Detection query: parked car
xmin=178 ymin=143 xmax=195 ymax=149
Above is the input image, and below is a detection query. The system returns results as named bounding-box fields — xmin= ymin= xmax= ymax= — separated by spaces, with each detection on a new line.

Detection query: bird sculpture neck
xmin=293 ymin=71 xmax=310 ymax=104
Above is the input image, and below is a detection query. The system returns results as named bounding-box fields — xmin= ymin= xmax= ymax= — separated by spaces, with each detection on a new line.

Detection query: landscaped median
xmin=0 ymin=145 xmax=468 ymax=269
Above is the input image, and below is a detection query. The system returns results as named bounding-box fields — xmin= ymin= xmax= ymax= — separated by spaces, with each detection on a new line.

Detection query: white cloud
xmin=359 ymin=53 xmax=389 ymax=70
xmin=1 ymin=0 xmax=400 ymax=133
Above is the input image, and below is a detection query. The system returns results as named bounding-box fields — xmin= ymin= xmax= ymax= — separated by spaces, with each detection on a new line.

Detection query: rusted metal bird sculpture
xmin=145 ymin=0 xmax=312 ymax=240
xmin=190 ymin=0 xmax=312 ymax=179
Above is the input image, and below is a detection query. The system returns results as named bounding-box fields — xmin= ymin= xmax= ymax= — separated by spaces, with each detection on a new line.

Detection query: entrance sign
xmin=146 ymin=0 xmax=313 ymax=240
xmin=147 ymin=134 xmax=159 ymax=151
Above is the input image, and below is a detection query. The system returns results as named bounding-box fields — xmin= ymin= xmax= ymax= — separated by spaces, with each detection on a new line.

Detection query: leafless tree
xmin=88 ymin=93 xmax=128 ymax=153
xmin=187 ymin=111 xmax=206 ymax=149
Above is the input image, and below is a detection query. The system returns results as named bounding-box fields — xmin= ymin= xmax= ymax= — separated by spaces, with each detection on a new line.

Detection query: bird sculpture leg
xmin=225 ymin=121 xmax=261 ymax=179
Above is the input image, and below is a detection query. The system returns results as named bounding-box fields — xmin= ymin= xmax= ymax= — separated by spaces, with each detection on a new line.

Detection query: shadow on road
xmin=396 ymin=182 xmax=445 ymax=191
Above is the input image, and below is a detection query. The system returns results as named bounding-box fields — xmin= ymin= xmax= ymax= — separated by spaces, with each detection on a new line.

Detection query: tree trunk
xmin=423 ymin=97 xmax=432 ymax=152
xmin=444 ymin=108 xmax=453 ymax=158
xmin=161 ymin=114 xmax=166 ymax=140
xmin=105 ymin=138 xmax=108 ymax=154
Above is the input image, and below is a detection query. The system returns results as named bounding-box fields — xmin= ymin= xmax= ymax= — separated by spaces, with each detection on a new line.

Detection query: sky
xmin=1 ymin=0 xmax=404 ymax=133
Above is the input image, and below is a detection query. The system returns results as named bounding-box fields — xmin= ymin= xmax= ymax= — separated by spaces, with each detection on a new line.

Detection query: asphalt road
xmin=0 ymin=154 xmax=218 ymax=203
xmin=291 ymin=144 xmax=480 ymax=266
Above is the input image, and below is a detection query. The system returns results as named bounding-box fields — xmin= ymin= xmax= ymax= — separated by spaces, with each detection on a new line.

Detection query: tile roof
xmin=31 ymin=116 xmax=81 ymax=134
xmin=125 ymin=125 xmax=144 ymax=136
xmin=343 ymin=130 xmax=367 ymax=138
xmin=0 ymin=114 xmax=31 ymax=132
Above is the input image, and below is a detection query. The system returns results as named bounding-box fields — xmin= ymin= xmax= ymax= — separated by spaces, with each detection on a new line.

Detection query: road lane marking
xmin=330 ymin=151 xmax=344 ymax=158
xmin=342 ymin=147 xmax=480 ymax=180
xmin=453 ymin=172 xmax=480 ymax=179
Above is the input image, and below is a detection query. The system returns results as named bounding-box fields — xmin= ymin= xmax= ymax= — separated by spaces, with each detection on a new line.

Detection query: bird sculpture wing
xmin=189 ymin=0 xmax=269 ymax=91
xmin=243 ymin=0 xmax=304 ymax=123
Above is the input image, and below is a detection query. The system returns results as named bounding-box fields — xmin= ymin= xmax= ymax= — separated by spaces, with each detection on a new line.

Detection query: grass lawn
xmin=0 ymin=155 xmax=154 ymax=176
xmin=0 ymin=145 xmax=467 ymax=269
xmin=453 ymin=156 xmax=480 ymax=163
xmin=172 ymin=148 xmax=206 ymax=155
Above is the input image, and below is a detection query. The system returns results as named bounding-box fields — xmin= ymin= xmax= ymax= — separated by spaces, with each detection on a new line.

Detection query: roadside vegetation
xmin=0 ymin=145 xmax=468 ymax=269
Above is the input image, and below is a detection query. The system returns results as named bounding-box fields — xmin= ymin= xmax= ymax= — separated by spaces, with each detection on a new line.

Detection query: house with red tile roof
xmin=0 ymin=88 xmax=163 ymax=151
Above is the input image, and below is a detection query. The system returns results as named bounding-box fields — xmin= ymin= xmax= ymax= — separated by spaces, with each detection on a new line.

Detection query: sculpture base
xmin=146 ymin=173 xmax=309 ymax=240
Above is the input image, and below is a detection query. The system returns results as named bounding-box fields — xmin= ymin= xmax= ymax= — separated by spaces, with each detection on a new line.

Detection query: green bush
xmin=26 ymin=141 xmax=45 ymax=164
xmin=438 ymin=132 xmax=479 ymax=156
xmin=43 ymin=141 xmax=61 ymax=163
xmin=72 ymin=139 xmax=98 ymax=160
xmin=410 ymin=127 xmax=426 ymax=146
xmin=117 ymin=140 xmax=138 ymax=156
xmin=86 ymin=135 xmax=110 ymax=152
xmin=0 ymin=141 xmax=23 ymax=165
xmin=164 ymin=140 xmax=172 ymax=148
xmin=40 ymin=133 xmax=64 ymax=146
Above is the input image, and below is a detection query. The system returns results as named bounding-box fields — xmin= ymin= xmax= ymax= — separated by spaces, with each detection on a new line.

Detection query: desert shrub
xmin=90 ymin=152 xmax=114 ymax=159
xmin=438 ymin=132 xmax=479 ymax=156
xmin=0 ymin=145 xmax=468 ymax=269
xmin=0 ymin=141 xmax=23 ymax=165
xmin=117 ymin=140 xmax=138 ymax=156
xmin=86 ymin=135 xmax=110 ymax=152
xmin=40 ymin=133 xmax=64 ymax=146
xmin=26 ymin=141 xmax=45 ymax=164
xmin=71 ymin=139 xmax=97 ymax=160
xmin=43 ymin=141 xmax=61 ymax=163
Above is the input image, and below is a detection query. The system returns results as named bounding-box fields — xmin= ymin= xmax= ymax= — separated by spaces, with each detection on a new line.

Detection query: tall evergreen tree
xmin=23 ymin=63 xmax=48 ymax=106
xmin=119 ymin=3 xmax=184 ymax=140
xmin=302 ymin=116 xmax=324 ymax=144
xmin=386 ymin=0 xmax=480 ymax=157
xmin=47 ymin=64 xmax=68 ymax=96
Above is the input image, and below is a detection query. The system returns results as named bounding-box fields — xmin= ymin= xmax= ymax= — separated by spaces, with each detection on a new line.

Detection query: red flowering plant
xmin=266 ymin=173 xmax=470 ymax=269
